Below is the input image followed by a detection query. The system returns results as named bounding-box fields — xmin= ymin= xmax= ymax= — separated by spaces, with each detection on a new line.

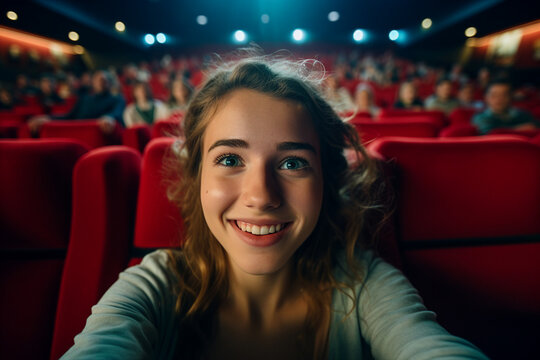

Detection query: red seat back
xmin=50 ymin=146 xmax=141 ymax=359
xmin=369 ymin=136 xmax=540 ymax=359
xmin=350 ymin=119 xmax=440 ymax=144
xmin=131 ymin=138 xmax=184 ymax=265
xmin=151 ymin=119 xmax=182 ymax=139
xmin=41 ymin=121 xmax=122 ymax=149
xmin=0 ymin=139 xmax=88 ymax=359
xmin=122 ymin=125 xmax=151 ymax=153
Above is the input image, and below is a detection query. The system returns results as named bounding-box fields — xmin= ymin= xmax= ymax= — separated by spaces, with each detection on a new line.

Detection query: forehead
xmin=489 ymin=84 xmax=510 ymax=94
xmin=203 ymin=89 xmax=319 ymax=152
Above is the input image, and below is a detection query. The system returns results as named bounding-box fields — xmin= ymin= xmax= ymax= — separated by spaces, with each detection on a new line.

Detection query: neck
xmin=225 ymin=260 xmax=299 ymax=328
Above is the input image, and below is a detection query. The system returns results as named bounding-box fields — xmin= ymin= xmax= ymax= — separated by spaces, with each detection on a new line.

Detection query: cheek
xmin=200 ymin=170 xmax=238 ymax=223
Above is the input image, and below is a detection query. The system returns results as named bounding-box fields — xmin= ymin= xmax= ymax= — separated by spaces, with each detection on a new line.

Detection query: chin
xmin=231 ymin=253 xmax=292 ymax=276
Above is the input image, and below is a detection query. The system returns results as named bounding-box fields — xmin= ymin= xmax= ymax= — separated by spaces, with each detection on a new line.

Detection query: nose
xmin=241 ymin=162 xmax=282 ymax=211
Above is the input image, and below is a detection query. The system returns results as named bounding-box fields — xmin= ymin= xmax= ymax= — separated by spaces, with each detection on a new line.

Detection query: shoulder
xmin=61 ymin=250 xmax=180 ymax=359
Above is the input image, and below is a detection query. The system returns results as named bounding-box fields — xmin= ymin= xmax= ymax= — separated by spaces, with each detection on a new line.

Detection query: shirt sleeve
xmin=60 ymin=250 xmax=179 ymax=360
xmin=358 ymin=254 xmax=489 ymax=360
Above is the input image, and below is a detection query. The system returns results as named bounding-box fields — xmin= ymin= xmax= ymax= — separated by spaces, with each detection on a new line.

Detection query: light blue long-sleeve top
xmin=62 ymin=250 xmax=488 ymax=359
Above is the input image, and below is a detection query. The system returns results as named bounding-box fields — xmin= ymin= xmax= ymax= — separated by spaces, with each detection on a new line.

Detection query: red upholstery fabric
xmin=438 ymin=124 xmax=479 ymax=137
xmin=379 ymin=109 xmax=446 ymax=125
xmin=350 ymin=119 xmax=440 ymax=144
xmin=40 ymin=121 xmax=122 ymax=149
xmin=151 ymin=120 xmax=182 ymax=139
xmin=0 ymin=139 xmax=88 ymax=360
xmin=0 ymin=121 xmax=19 ymax=138
xmin=369 ymin=136 xmax=540 ymax=359
xmin=133 ymin=138 xmax=184 ymax=249
xmin=448 ymin=107 xmax=478 ymax=125
xmin=369 ymin=136 xmax=540 ymax=241
xmin=122 ymin=125 xmax=151 ymax=153
xmin=50 ymin=146 xmax=141 ymax=360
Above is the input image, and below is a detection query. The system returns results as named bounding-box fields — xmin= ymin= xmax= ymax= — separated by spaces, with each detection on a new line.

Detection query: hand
xmin=28 ymin=115 xmax=50 ymax=133
xmin=97 ymin=116 xmax=116 ymax=134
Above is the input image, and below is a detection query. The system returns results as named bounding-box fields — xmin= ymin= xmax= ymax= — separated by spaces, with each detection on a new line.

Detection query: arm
xmin=61 ymin=251 xmax=179 ymax=359
xmin=358 ymin=255 xmax=489 ymax=360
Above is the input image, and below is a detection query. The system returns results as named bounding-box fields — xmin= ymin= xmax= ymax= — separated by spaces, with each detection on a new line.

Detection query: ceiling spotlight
xmin=422 ymin=18 xmax=432 ymax=29
xmin=389 ymin=30 xmax=399 ymax=41
xmin=197 ymin=15 xmax=208 ymax=25
xmin=115 ymin=21 xmax=126 ymax=32
xmin=7 ymin=11 xmax=18 ymax=21
xmin=261 ymin=14 xmax=270 ymax=24
xmin=144 ymin=34 xmax=155 ymax=45
xmin=328 ymin=11 xmax=339 ymax=22
xmin=156 ymin=33 xmax=166 ymax=44
xmin=292 ymin=28 xmax=306 ymax=43
xmin=353 ymin=29 xmax=365 ymax=42
xmin=234 ymin=30 xmax=247 ymax=43
xmin=68 ymin=31 xmax=79 ymax=42
xmin=465 ymin=27 xmax=477 ymax=37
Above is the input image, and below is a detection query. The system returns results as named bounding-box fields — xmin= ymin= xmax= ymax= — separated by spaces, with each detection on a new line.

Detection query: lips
xmin=236 ymin=220 xmax=287 ymax=235
xmin=230 ymin=219 xmax=291 ymax=247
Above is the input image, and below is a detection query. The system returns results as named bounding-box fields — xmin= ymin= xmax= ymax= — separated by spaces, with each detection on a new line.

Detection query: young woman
xmin=62 ymin=57 xmax=487 ymax=359
xmin=167 ymin=76 xmax=194 ymax=116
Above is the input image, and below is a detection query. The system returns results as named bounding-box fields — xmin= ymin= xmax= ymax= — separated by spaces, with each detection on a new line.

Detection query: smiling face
xmin=200 ymin=89 xmax=323 ymax=276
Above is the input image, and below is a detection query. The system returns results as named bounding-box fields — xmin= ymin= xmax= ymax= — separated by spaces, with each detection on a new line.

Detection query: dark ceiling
xmin=0 ymin=0 xmax=538 ymax=54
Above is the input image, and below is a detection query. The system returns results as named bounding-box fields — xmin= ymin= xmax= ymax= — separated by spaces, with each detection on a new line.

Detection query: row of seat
xmin=1 ymin=136 xmax=539 ymax=359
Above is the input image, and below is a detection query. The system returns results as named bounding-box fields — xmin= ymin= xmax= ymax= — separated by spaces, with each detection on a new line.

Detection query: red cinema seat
xmin=438 ymin=124 xmax=479 ymax=137
xmin=448 ymin=107 xmax=478 ymax=125
xmin=369 ymin=136 xmax=540 ymax=359
xmin=49 ymin=146 xmax=141 ymax=359
xmin=122 ymin=125 xmax=151 ymax=153
xmin=40 ymin=120 xmax=122 ymax=149
xmin=379 ymin=109 xmax=447 ymax=126
xmin=0 ymin=139 xmax=88 ymax=360
xmin=151 ymin=119 xmax=182 ymax=139
xmin=350 ymin=119 xmax=440 ymax=144
xmin=130 ymin=137 xmax=184 ymax=265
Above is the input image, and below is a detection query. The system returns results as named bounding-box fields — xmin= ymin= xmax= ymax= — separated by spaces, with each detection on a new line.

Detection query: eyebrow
xmin=277 ymin=141 xmax=317 ymax=154
xmin=207 ymin=139 xmax=317 ymax=154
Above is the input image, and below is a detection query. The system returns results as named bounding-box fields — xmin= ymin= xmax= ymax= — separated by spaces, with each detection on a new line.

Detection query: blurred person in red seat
xmin=37 ymin=75 xmax=64 ymax=114
xmin=323 ymin=74 xmax=354 ymax=114
xmin=123 ymin=80 xmax=170 ymax=127
xmin=424 ymin=77 xmax=460 ymax=115
xmin=353 ymin=83 xmax=381 ymax=118
xmin=393 ymin=80 xmax=423 ymax=110
xmin=62 ymin=56 xmax=488 ymax=359
xmin=167 ymin=76 xmax=193 ymax=116
xmin=457 ymin=82 xmax=484 ymax=110
xmin=0 ymin=86 xmax=14 ymax=110
xmin=472 ymin=79 xmax=539 ymax=135
xmin=28 ymin=70 xmax=125 ymax=135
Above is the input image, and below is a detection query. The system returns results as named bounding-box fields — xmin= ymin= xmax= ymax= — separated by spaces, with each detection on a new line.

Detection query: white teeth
xmin=236 ymin=221 xmax=286 ymax=235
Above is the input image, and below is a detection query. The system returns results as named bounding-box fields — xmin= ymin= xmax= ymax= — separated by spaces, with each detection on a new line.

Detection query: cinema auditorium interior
xmin=1 ymin=0 xmax=539 ymax=359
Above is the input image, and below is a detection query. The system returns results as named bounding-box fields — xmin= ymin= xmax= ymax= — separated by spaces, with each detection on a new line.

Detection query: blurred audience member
xmin=167 ymin=77 xmax=193 ymax=115
xmin=28 ymin=70 xmax=125 ymax=134
xmin=324 ymin=75 xmax=354 ymax=113
xmin=394 ymin=81 xmax=423 ymax=110
xmin=123 ymin=81 xmax=170 ymax=127
xmin=472 ymin=79 xmax=539 ymax=135
xmin=457 ymin=83 xmax=484 ymax=110
xmin=0 ymin=86 xmax=14 ymax=110
xmin=353 ymin=83 xmax=380 ymax=117
xmin=38 ymin=76 xmax=63 ymax=113
xmin=14 ymin=74 xmax=38 ymax=102
xmin=424 ymin=78 xmax=460 ymax=114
